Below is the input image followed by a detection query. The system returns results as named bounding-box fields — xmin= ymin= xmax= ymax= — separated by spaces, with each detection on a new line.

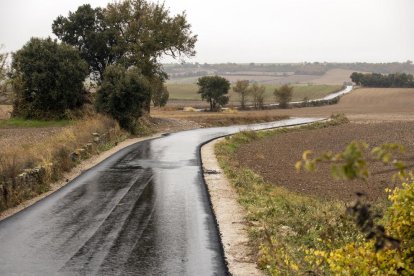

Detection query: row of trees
xmin=197 ymin=76 xmax=294 ymax=111
xmin=165 ymin=61 xmax=414 ymax=77
xmin=350 ymin=72 xmax=414 ymax=88
xmin=9 ymin=0 xmax=197 ymax=132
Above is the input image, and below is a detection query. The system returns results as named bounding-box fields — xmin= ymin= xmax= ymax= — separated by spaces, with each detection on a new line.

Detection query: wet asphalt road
xmin=0 ymin=118 xmax=321 ymax=275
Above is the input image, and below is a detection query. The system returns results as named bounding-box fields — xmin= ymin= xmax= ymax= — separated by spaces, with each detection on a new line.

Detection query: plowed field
xmin=277 ymin=87 xmax=414 ymax=121
xmin=235 ymin=122 xmax=414 ymax=201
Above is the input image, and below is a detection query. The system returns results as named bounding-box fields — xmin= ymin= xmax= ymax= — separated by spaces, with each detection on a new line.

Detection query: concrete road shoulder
xmin=201 ymin=138 xmax=264 ymax=276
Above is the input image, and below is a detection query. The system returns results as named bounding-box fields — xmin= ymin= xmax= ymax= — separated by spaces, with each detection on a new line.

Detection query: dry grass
xmin=0 ymin=115 xmax=126 ymax=211
xmin=152 ymin=109 xmax=289 ymax=127
xmin=0 ymin=105 xmax=11 ymax=120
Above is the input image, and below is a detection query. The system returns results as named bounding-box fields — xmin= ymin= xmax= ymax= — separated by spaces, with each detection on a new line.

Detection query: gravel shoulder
xmin=201 ymin=139 xmax=264 ymax=276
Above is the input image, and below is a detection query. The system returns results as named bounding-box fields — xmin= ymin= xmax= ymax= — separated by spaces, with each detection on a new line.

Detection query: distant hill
xmin=163 ymin=62 xmax=414 ymax=85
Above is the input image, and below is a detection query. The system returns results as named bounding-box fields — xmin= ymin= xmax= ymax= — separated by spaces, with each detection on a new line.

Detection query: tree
xmin=197 ymin=76 xmax=230 ymax=111
xmin=249 ymin=83 xmax=266 ymax=109
xmin=53 ymin=0 xmax=197 ymax=84
xmin=350 ymin=72 xmax=363 ymax=85
xmin=95 ymin=65 xmax=151 ymax=132
xmin=151 ymin=78 xmax=169 ymax=107
xmin=52 ymin=4 xmax=118 ymax=82
xmin=233 ymin=80 xmax=250 ymax=109
xmin=11 ymin=38 xmax=89 ymax=119
xmin=274 ymin=84 xmax=293 ymax=108
xmin=350 ymin=72 xmax=414 ymax=88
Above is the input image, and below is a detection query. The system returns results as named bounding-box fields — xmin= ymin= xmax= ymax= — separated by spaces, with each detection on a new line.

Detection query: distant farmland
xmin=166 ymin=83 xmax=342 ymax=105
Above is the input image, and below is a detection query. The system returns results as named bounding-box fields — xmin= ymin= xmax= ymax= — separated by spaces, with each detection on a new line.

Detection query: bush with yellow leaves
xmin=298 ymin=142 xmax=414 ymax=275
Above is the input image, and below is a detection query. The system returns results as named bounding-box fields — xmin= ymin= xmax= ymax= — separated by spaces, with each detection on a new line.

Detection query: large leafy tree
xmin=197 ymin=76 xmax=230 ymax=111
xmin=52 ymin=5 xmax=118 ymax=82
xmin=52 ymin=0 xmax=197 ymax=84
xmin=95 ymin=64 xmax=151 ymax=132
xmin=11 ymin=38 xmax=89 ymax=119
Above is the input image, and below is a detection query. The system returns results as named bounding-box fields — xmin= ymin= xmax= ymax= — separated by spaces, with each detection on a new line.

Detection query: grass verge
xmin=215 ymin=115 xmax=364 ymax=275
xmin=0 ymin=117 xmax=72 ymax=128
xmin=167 ymin=84 xmax=342 ymax=103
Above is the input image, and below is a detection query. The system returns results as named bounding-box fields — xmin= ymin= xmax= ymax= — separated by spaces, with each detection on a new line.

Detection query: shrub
xmin=95 ymin=65 xmax=151 ymax=133
xmin=274 ymin=84 xmax=293 ymax=108
xmin=11 ymin=38 xmax=89 ymax=119
xmin=298 ymin=141 xmax=414 ymax=274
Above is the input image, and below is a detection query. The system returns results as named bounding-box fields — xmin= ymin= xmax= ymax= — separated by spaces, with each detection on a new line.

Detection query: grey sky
xmin=0 ymin=0 xmax=413 ymax=63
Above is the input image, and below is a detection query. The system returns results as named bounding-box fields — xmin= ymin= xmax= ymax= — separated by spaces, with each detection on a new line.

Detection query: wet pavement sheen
xmin=0 ymin=118 xmax=321 ymax=275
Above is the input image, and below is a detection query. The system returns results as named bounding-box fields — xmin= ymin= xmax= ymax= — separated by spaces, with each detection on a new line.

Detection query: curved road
xmin=0 ymin=118 xmax=322 ymax=275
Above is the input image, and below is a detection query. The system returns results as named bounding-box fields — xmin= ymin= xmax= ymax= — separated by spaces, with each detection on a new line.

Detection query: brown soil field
xmin=276 ymin=87 xmax=414 ymax=122
xmin=235 ymin=122 xmax=414 ymax=202
xmin=311 ymin=69 xmax=354 ymax=85
xmin=0 ymin=127 xmax=62 ymax=149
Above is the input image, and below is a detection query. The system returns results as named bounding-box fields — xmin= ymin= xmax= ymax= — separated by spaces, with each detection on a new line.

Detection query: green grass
xmin=0 ymin=118 xmax=73 ymax=128
xmin=214 ymin=116 xmax=362 ymax=275
xmin=166 ymin=83 xmax=342 ymax=103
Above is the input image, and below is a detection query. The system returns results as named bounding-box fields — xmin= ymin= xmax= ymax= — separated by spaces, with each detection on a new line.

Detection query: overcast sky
xmin=0 ymin=0 xmax=413 ymax=63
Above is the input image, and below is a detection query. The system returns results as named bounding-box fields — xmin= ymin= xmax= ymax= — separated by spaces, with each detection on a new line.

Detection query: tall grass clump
xmin=0 ymin=115 xmax=126 ymax=211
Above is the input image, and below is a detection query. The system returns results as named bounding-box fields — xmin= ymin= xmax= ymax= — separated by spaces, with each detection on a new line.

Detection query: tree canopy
xmin=249 ymin=82 xmax=266 ymax=109
xmin=95 ymin=64 xmax=151 ymax=132
xmin=52 ymin=4 xmax=117 ymax=81
xmin=197 ymin=76 xmax=230 ymax=111
xmin=233 ymin=80 xmax=250 ymax=109
xmin=274 ymin=84 xmax=293 ymax=108
xmin=52 ymin=0 xmax=197 ymax=83
xmin=151 ymin=78 xmax=169 ymax=108
xmin=350 ymin=72 xmax=414 ymax=88
xmin=11 ymin=38 xmax=89 ymax=119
